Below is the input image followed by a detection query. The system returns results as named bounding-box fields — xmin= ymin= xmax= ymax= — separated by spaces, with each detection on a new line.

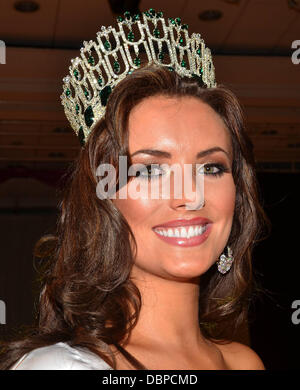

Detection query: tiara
xmin=61 ymin=8 xmax=217 ymax=145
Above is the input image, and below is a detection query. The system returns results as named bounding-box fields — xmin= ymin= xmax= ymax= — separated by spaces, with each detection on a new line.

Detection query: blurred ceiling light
xmin=198 ymin=9 xmax=223 ymax=21
xmin=14 ymin=1 xmax=39 ymax=13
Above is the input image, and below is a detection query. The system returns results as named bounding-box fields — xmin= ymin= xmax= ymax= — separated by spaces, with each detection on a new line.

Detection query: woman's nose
xmin=167 ymin=163 xmax=205 ymax=210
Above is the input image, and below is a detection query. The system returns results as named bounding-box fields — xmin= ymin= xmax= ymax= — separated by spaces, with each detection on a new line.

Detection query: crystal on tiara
xmin=60 ymin=8 xmax=217 ymax=145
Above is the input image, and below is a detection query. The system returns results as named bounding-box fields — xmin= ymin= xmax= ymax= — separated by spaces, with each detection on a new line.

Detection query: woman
xmin=0 ymin=9 xmax=269 ymax=370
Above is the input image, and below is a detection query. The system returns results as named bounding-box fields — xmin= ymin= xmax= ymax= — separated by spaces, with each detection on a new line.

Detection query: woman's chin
xmin=132 ymin=259 xmax=213 ymax=282
xmin=162 ymin=261 xmax=212 ymax=281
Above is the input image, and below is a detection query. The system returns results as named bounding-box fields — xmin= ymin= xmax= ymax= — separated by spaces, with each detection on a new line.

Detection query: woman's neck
xmin=128 ymin=269 xmax=207 ymax=350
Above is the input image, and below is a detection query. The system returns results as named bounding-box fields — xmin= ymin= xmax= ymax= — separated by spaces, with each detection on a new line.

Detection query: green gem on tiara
xmin=73 ymin=69 xmax=79 ymax=80
xmin=156 ymin=11 xmax=163 ymax=18
xmin=181 ymin=59 xmax=187 ymax=68
xmin=117 ymin=15 xmax=124 ymax=22
xmin=175 ymin=17 xmax=181 ymax=25
xmin=132 ymin=13 xmax=140 ymax=22
xmin=127 ymin=31 xmax=134 ymax=42
xmin=78 ymin=126 xmax=85 ymax=146
xmin=65 ymin=88 xmax=71 ymax=97
xmin=113 ymin=61 xmax=120 ymax=73
xmin=104 ymin=40 xmax=111 ymax=50
xmin=84 ymin=88 xmax=90 ymax=99
xmin=179 ymin=37 xmax=184 ymax=46
xmin=169 ymin=17 xmax=176 ymax=25
xmin=100 ymin=85 xmax=112 ymax=106
xmin=133 ymin=57 xmax=141 ymax=66
xmin=97 ymin=77 xmax=103 ymax=87
xmin=158 ymin=51 xmax=164 ymax=61
xmin=84 ymin=106 xmax=94 ymax=128
xmin=75 ymin=104 xmax=79 ymax=115
xmin=145 ymin=8 xmax=155 ymax=18
xmin=153 ymin=28 xmax=160 ymax=38
xmin=88 ymin=55 xmax=95 ymax=66
xmin=124 ymin=11 xmax=131 ymax=19
xmin=181 ymin=24 xmax=188 ymax=30
xmin=197 ymin=48 xmax=201 ymax=56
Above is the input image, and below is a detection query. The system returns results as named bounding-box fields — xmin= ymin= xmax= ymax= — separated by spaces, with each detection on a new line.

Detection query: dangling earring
xmin=217 ymin=246 xmax=234 ymax=274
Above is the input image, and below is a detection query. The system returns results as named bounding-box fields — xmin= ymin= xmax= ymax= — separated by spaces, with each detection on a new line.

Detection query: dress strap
xmin=113 ymin=343 xmax=147 ymax=370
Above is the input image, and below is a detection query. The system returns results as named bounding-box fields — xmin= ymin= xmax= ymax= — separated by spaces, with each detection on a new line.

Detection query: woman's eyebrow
xmin=131 ymin=146 xmax=231 ymax=159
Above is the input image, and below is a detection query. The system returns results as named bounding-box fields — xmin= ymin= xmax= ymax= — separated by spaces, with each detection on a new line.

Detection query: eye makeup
xmin=130 ymin=162 xmax=230 ymax=181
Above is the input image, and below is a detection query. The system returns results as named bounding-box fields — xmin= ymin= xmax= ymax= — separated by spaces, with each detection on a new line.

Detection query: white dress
xmin=10 ymin=342 xmax=113 ymax=370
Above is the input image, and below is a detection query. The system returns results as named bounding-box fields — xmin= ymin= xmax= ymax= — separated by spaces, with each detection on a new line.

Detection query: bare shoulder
xmin=213 ymin=340 xmax=265 ymax=370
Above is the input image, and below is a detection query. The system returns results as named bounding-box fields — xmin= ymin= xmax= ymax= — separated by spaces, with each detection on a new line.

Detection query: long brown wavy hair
xmin=0 ymin=64 xmax=270 ymax=370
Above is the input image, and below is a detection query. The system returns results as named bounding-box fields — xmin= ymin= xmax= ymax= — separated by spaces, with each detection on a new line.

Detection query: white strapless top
xmin=10 ymin=342 xmax=113 ymax=370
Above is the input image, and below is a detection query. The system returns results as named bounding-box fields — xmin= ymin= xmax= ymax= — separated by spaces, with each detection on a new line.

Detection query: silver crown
xmin=60 ymin=8 xmax=217 ymax=145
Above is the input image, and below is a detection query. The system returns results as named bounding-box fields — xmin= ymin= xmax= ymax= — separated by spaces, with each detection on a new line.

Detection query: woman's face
xmin=112 ymin=95 xmax=236 ymax=281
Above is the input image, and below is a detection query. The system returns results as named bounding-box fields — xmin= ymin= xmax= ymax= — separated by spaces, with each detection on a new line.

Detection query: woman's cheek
xmin=205 ymin=175 xmax=235 ymax=214
xmin=113 ymin=182 xmax=158 ymax=226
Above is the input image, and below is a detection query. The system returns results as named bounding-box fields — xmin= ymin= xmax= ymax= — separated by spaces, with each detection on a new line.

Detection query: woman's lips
xmin=152 ymin=216 xmax=212 ymax=229
xmin=152 ymin=223 xmax=212 ymax=248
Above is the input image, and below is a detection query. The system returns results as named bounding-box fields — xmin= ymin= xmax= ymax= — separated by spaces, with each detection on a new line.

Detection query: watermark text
xmin=96 ymin=158 xmax=206 ymax=210
xmin=291 ymin=300 xmax=300 ymax=325
xmin=0 ymin=40 xmax=6 ymax=64
xmin=0 ymin=300 xmax=6 ymax=324
xmin=291 ymin=40 xmax=300 ymax=64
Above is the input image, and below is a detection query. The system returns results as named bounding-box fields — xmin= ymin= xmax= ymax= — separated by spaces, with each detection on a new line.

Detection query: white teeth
xmin=180 ymin=227 xmax=187 ymax=238
xmin=155 ymin=224 xmax=207 ymax=239
xmin=187 ymin=226 xmax=194 ymax=238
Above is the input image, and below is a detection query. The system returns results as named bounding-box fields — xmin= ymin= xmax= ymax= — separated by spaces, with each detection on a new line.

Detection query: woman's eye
xmin=136 ymin=165 xmax=164 ymax=180
xmin=198 ymin=163 xmax=228 ymax=177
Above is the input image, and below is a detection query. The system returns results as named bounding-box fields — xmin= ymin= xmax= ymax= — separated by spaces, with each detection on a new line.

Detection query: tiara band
xmin=60 ymin=8 xmax=217 ymax=145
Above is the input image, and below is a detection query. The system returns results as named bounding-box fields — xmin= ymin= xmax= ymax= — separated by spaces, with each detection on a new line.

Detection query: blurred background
xmin=0 ymin=0 xmax=299 ymax=369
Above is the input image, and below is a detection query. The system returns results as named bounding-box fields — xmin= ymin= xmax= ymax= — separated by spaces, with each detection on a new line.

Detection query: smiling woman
xmin=113 ymin=95 xmax=235 ymax=282
xmin=0 ymin=9 xmax=270 ymax=370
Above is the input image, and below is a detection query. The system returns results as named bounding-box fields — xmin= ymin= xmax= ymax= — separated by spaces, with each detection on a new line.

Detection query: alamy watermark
xmin=0 ymin=300 xmax=6 ymax=324
xmin=96 ymin=157 xmax=205 ymax=210
xmin=0 ymin=40 xmax=6 ymax=64
xmin=291 ymin=40 xmax=300 ymax=64
xmin=291 ymin=300 xmax=300 ymax=325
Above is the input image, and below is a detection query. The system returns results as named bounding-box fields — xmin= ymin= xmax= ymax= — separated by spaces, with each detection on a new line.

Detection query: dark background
xmin=249 ymin=172 xmax=300 ymax=370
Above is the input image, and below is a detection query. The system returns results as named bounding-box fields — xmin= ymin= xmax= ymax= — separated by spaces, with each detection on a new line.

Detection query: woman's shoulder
xmin=213 ymin=340 xmax=265 ymax=370
xmin=11 ymin=342 xmax=113 ymax=370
